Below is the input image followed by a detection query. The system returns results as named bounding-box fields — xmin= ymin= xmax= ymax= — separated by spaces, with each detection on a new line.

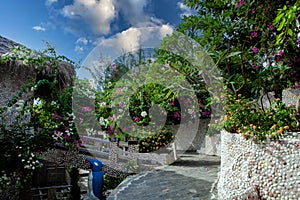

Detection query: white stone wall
xmin=218 ymin=130 xmax=300 ymax=200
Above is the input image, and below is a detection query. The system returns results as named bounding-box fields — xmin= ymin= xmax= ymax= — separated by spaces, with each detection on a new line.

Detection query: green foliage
xmin=155 ymin=49 xmax=212 ymax=115
xmin=222 ymin=94 xmax=298 ymax=141
xmin=139 ymin=127 xmax=174 ymax=153
xmin=274 ymin=1 xmax=300 ymax=45
xmin=94 ymin=50 xmax=186 ymax=151
xmin=102 ymin=175 xmax=126 ymax=196
xmin=0 ymin=45 xmax=78 ymax=190
xmin=178 ymin=0 xmax=300 ymax=99
xmin=176 ymin=0 xmax=300 ymax=141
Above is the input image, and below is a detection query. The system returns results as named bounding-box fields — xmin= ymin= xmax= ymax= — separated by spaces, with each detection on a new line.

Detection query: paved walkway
xmin=107 ymin=152 xmax=220 ymax=200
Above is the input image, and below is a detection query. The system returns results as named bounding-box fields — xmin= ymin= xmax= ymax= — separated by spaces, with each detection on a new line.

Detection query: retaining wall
xmin=218 ymin=130 xmax=300 ymax=200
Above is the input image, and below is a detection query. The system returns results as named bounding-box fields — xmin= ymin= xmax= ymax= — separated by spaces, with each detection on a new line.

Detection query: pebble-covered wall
xmin=218 ymin=130 xmax=300 ymax=200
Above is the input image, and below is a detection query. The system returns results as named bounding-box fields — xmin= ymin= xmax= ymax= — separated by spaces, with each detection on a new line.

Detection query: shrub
xmin=223 ymin=94 xmax=298 ymax=141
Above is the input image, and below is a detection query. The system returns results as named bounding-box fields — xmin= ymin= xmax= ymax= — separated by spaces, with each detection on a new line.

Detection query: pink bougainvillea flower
xmin=251 ymin=31 xmax=257 ymax=37
xmin=119 ymin=103 xmax=124 ymax=108
xmin=250 ymin=31 xmax=258 ymax=40
xmin=268 ymin=23 xmax=274 ymax=29
xmin=251 ymin=8 xmax=255 ymax=13
xmin=252 ymin=47 xmax=259 ymax=54
xmin=63 ymin=134 xmax=69 ymax=139
xmin=106 ymin=125 xmax=113 ymax=135
xmin=236 ymin=0 xmax=245 ymax=8
xmin=53 ymin=112 xmax=62 ymax=119
xmin=76 ymin=139 xmax=82 ymax=146
xmin=169 ymin=101 xmax=175 ymax=106
xmin=134 ymin=117 xmax=141 ymax=122
xmin=279 ymin=50 xmax=284 ymax=56
xmin=109 ymin=116 xmax=116 ymax=121
xmin=174 ymin=112 xmax=180 ymax=120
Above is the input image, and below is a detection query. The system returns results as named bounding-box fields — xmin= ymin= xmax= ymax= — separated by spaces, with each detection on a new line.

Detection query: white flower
xmin=99 ymin=117 xmax=108 ymax=126
xmin=141 ymin=111 xmax=147 ymax=117
xmin=99 ymin=102 xmax=106 ymax=107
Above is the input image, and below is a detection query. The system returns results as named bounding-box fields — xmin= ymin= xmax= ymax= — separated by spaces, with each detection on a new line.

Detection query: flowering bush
xmin=179 ymin=0 xmax=300 ymax=98
xmin=178 ymin=0 xmax=300 ymax=141
xmin=94 ymin=50 xmax=206 ymax=151
xmin=0 ymin=46 xmax=79 ymax=191
xmin=223 ymin=94 xmax=298 ymax=141
xmin=95 ymin=61 xmax=179 ymax=145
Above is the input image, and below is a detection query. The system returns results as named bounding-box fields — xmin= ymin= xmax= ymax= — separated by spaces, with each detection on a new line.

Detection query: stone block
xmin=282 ymin=88 xmax=300 ymax=106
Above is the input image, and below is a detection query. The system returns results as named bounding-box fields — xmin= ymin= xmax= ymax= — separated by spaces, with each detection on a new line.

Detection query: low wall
xmin=197 ymin=134 xmax=221 ymax=156
xmin=218 ymin=130 xmax=300 ymax=200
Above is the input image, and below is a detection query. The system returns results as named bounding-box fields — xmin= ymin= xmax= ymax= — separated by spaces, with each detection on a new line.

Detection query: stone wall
xmin=197 ymin=134 xmax=220 ymax=156
xmin=218 ymin=130 xmax=300 ymax=200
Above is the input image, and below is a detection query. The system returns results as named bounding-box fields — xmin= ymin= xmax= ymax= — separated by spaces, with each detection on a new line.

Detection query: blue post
xmin=86 ymin=158 xmax=104 ymax=200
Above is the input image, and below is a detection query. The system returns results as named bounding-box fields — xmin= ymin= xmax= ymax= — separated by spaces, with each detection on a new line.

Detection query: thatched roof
xmin=0 ymin=35 xmax=22 ymax=54
xmin=0 ymin=36 xmax=75 ymax=105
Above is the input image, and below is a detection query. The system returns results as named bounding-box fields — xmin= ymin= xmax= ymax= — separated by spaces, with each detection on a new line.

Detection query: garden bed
xmin=218 ymin=130 xmax=300 ymax=199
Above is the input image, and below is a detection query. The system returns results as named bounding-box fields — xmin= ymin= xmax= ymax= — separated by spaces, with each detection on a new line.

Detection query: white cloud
xmin=32 ymin=26 xmax=46 ymax=32
xmin=94 ymin=24 xmax=174 ymax=53
xmin=76 ymin=37 xmax=89 ymax=45
xmin=75 ymin=45 xmax=84 ymax=53
xmin=60 ymin=0 xmax=156 ymax=35
xmin=81 ymin=24 xmax=173 ymax=80
xmin=45 ymin=0 xmax=57 ymax=6
xmin=177 ymin=2 xmax=192 ymax=18
xmin=62 ymin=0 xmax=116 ymax=34
xmin=159 ymin=24 xmax=174 ymax=38
xmin=115 ymin=0 xmax=149 ymax=25
xmin=75 ymin=37 xmax=90 ymax=53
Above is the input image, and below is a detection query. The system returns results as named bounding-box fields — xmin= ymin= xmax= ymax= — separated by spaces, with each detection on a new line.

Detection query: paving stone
xmin=107 ymin=153 xmax=220 ymax=200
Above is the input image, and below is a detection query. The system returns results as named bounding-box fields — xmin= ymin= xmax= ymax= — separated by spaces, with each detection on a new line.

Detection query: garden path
xmin=107 ymin=152 xmax=220 ymax=200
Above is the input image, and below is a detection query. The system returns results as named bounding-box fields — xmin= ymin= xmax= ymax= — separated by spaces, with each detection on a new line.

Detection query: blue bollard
xmin=86 ymin=158 xmax=104 ymax=200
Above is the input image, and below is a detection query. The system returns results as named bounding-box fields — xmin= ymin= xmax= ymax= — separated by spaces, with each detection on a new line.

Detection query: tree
xmin=177 ymin=0 xmax=300 ymax=99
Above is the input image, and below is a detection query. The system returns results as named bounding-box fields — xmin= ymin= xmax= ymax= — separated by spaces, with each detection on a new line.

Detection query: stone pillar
xmin=108 ymin=139 xmax=119 ymax=166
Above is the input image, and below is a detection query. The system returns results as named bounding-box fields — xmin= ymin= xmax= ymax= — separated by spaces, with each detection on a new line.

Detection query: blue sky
xmin=0 ymin=0 xmax=192 ymax=63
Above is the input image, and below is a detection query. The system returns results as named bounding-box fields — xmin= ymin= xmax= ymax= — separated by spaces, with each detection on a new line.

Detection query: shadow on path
xmin=107 ymin=153 xmax=220 ymax=200
xmin=171 ymin=159 xmax=220 ymax=167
